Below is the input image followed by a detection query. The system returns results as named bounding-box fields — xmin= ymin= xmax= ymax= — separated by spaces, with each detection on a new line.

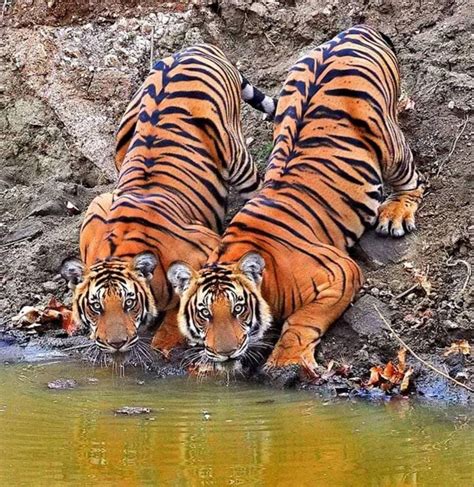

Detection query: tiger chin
xmin=167 ymin=253 xmax=273 ymax=376
xmin=60 ymin=252 xmax=159 ymax=366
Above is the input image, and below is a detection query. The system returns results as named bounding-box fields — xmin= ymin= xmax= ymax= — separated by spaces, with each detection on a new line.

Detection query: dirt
xmin=1 ymin=0 xmax=472 ymax=402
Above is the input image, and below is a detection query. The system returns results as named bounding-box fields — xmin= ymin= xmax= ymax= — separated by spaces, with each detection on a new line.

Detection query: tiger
xmin=60 ymin=44 xmax=277 ymax=359
xmin=167 ymin=26 xmax=425 ymax=378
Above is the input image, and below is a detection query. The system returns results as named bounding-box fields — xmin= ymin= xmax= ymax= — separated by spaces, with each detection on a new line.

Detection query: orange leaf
xmin=368 ymin=366 xmax=382 ymax=386
xmin=61 ymin=309 xmax=78 ymax=336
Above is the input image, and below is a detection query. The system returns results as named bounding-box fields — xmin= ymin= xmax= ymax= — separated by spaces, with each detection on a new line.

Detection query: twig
xmin=446 ymin=257 xmax=472 ymax=295
xmin=264 ymin=32 xmax=276 ymax=48
xmin=436 ymin=115 xmax=469 ymax=176
xmin=149 ymin=26 xmax=155 ymax=71
xmin=394 ymin=283 xmax=419 ymax=300
xmin=374 ymin=305 xmax=473 ymax=393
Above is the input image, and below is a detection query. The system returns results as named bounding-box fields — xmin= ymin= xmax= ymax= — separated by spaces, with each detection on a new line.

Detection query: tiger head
xmin=60 ymin=252 xmax=158 ymax=353
xmin=167 ymin=252 xmax=272 ymax=371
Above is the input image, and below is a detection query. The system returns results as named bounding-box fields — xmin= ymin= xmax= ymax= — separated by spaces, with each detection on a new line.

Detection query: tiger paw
xmin=259 ymin=364 xmax=302 ymax=388
xmin=151 ymin=330 xmax=186 ymax=360
xmin=262 ymin=351 xmax=318 ymax=387
xmin=376 ymin=196 xmax=419 ymax=238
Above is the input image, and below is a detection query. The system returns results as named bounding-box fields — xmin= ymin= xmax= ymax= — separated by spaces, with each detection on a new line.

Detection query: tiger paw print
xmin=376 ymin=189 xmax=423 ymax=237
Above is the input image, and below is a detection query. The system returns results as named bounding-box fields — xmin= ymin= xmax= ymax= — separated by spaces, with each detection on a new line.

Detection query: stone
xmin=42 ymin=281 xmax=59 ymax=293
xmin=47 ymin=378 xmax=78 ymax=390
xmin=341 ymin=295 xmax=391 ymax=337
xmin=29 ymin=200 xmax=65 ymax=217
xmin=0 ymin=221 xmax=43 ymax=245
xmin=114 ymin=406 xmax=152 ymax=415
xmin=354 ymin=231 xmax=418 ymax=267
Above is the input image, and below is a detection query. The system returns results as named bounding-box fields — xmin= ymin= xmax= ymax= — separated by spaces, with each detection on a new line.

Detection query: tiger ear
xmin=133 ymin=252 xmax=158 ymax=280
xmin=167 ymin=261 xmax=196 ymax=296
xmin=238 ymin=252 xmax=265 ymax=285
xmin=61 ymin=257 xmax=85 ymax=290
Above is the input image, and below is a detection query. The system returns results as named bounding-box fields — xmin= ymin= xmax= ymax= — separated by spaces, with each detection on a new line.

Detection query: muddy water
xmin=0 ymin=362 xmax=472 ymax=486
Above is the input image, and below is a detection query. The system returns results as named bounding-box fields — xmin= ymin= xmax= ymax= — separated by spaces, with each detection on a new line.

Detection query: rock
xmin=444 ymin=319 xmax=459 ymax=329
xmin=42 ymin=281 xmax=59 ymax=293
xmin=354 ymin=231 xmax=418 ymax=267
xmin=47 ymin=378 xmax=78 ymax=390
xmin=114 ymin=406 xmax=152 ymax=415
xmin=29 ymin=200 xmax=65 ymax=216
xmin=0 ymin=221 xmax=43 ymax=245
xmin=103 ymin=54 xmax=120 ymax=67
xmin=249 ymin=2 xmax=267 ymax=16
xmin=341 ymin=295 xmax=391 ymax=337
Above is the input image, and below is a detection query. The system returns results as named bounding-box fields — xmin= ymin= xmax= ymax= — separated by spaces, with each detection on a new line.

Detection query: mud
xmin=1 ymin=0 xmax=472 ymax=402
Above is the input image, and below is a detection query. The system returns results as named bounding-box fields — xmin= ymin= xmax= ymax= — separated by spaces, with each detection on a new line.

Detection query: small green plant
xmin=253 ymin=141 xmax=273 ymax=171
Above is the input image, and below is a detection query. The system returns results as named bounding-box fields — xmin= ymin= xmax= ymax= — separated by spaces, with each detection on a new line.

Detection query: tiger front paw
xmin=151 ymin=329 xmax=186 ymax=360
xmin=376 ymin=195 xmax=419 ymax=238
xmin=261 ymin=348 xmax=318 ymax=387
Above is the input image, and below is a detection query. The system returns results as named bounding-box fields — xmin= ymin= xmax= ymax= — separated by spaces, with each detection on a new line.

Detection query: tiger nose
xmin=216 ymin=344 xmax=239 ymax=356
xmin=107 ymin=338 xmax=128 ymax=350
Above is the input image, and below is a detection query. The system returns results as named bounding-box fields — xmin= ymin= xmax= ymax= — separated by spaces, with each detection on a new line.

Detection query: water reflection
xmin=0 ymin=363 xmax=472 ymax=486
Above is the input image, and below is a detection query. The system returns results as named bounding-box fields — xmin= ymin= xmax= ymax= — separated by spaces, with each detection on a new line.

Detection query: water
xmin=0 ymin=362 xmax=471 ymax=487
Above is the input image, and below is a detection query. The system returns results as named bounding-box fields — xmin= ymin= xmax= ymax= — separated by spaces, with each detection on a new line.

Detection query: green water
xmin=0 ymin=362 xmax=472 ymax=487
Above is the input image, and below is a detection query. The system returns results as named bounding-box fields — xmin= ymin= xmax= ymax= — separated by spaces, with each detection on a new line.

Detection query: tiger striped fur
xmin=168 ymin=26 xmax=424 ymax=376
xmin=61 ymin=44 xmax=276 ymax=356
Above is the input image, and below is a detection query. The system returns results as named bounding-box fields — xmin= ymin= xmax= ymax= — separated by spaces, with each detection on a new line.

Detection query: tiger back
xmin=61 ymin=44 xmax=274 ymax=357
xmin=169 ymin=26 xmax=424 ymax=377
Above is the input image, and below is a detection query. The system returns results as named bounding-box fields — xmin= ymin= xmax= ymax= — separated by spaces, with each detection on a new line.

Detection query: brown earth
xmin=0 ymin=0 xmax=472 ymax=401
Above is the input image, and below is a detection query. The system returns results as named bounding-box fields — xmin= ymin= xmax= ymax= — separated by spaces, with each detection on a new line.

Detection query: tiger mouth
xmin=94 ymin=336 xmax=139 ymax=354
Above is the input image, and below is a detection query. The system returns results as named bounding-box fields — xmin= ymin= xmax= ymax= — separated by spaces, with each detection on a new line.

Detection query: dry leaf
xmin=12 ymin=306 xmax=41 ymax=326
xmin=398 ymin=348 xmax=407 ymax=373
xmin=414 ymin=269 xmax=432 ymax=296
xmin=444 ymin=340 xmax=471 ymax=356
xmin=398 ymin=95 xmax=415 ymax=112
xmin=366 ymin=348 xmax=413 ymax=393
xmin=11 ymin=297 xmax=78 ymax=335
xmin=400 ymin=368 xmax=414 ymax=392
xmin=368 ymin=366 xmax=382 ymax=386
xmin=66 ymin=201 xmax=80 ymax=215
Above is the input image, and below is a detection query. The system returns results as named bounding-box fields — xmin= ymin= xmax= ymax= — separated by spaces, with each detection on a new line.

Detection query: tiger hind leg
xmin=376 ymin=123 xmax=425 ymax=237
xmin=264 ymin=257 xmax=362 ymax=380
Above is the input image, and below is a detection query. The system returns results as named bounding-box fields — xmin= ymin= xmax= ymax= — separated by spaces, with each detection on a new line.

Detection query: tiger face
xmin=168 ymin=253 xmax=272 ymax=372
xmin=61 ymin=253 xmax=158 ymax=353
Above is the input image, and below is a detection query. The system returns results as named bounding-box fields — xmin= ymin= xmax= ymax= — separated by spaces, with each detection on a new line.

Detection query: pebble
xmin=444 ymin=320 xmax=459 ymax=329
xmin=47 ymin=378 xmax=78 ymax=390
xmin=114 ymin=406 xmax=152 ymax=415
xmin=42 ymin=281 xmax=59 ymax=293
xmin=371 ymin=287 xmax=380 ymax=297
xmin=448 ymin=100 xmax=455 ymax=109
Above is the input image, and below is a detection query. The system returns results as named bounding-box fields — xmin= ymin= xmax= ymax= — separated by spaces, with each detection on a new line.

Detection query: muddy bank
xmin=1 ymin=0 xmax=472 ymax=401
